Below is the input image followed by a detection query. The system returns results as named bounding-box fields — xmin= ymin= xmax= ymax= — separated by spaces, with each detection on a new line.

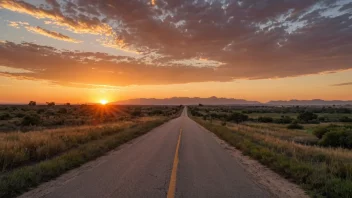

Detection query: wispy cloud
xmin=332 ymin=82 xmax=352 ymax=86
xmin=0 ymin=65 xmax=33 ymax=74
xmin=6 ymin=20 xmax=81 ymax=43
xmin=0 ymin=0 xmax=113 ymax=35
xmin=25 ymin=26 xmax=82 ymax=43
xmin=7 ymin=21 xmax=29 ymax=28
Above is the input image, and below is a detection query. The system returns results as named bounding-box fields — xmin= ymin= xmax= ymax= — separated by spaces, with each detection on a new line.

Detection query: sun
xmin=100 ymin=99 xmax=108 ymax=105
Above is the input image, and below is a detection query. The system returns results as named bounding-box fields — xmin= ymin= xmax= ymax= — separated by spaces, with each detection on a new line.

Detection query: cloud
xmin=0 ymin=0 xmax=113 ymax=35
xmin=1 ymin=0 xmax=352 ymax=86
xmin=0 ymin=41 xmax=223 ymax=86
xmin=332 ymin=82 xmax=352 ymax=86
xmin=6 ymin=20 xmax=81 ymax=43
xmin=0 ymin=65 xmax=34 ymax=74
xmin=25 ymin=26 xmax=81 ymax=43
xmin=7 ymin=20 xmax=29 ymax=28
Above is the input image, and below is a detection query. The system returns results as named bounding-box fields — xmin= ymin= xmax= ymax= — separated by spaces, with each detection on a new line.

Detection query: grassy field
xmin=0 ymin=105 xmax=180 ymax=132
xmin=190 ymin=105 xmax=352 ymax=198
xmin=0 ymin=105 xmax=182 ymax=198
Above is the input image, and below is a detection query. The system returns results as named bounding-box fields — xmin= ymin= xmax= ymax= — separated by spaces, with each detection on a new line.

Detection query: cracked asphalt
xmin=20 ymin=107 xmax=270 ymax=198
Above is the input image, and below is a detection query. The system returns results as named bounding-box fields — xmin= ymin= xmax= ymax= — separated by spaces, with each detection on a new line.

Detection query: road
xmin=21 ymin=107 xmax=270 ymax=198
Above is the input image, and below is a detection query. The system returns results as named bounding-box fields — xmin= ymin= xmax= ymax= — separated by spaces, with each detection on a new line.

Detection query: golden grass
xmin=0 ymin=117 xmax=161 ymax=172
xmin=194 ymin=118 xmax=352 ymax=197
xmin=227 ymin=123 xmax=352 ymax=162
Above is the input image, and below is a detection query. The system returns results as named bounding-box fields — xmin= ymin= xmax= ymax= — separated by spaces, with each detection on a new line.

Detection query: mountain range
xmin=112 ymin=97 xmax=352 ymax=106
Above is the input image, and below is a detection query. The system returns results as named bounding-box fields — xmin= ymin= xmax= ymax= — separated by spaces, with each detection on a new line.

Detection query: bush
xmin=258 ymin=116 xmax=273 ymax=123
xmin=287 ymin=122 xmax=304 ymax=129
xmin=36 ymin=109 xmax=45 ymax=114
xmin=21 ymin=114 xmax=41 ymax=126
xmin=227 ymin=112 xmax=248 ymax=124
xmin=58 ymin=108 xmax=68 ymax=114
xmin=319 ymin=130 xmax=352 ymax=149
xmin=297 ymin=112 xmax=318 ymax=123
xmin=274 ymin=116 xmax=292 ymax=124
xmin=340 ymin=116 xmax=352 ymax=122
xmin=314 ymin=125 xmax=352 ymax=148
xmin=131 ymin=109 xmax=142 ymax=117
xmin=0 ymin=113 xmax=11 ymax=120
xmin=313 ymin=124 xmax=340 ymax=139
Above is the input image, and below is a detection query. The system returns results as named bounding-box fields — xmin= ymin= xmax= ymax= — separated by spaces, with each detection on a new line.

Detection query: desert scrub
xmin=193 ymin=118 xmax=352 ymax=198
xmin=0 ymin=117 xmax=162 ymax=172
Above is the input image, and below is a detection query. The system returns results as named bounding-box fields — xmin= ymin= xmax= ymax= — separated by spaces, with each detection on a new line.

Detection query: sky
xmin=0 ymin=0 xmax=352 ymax=104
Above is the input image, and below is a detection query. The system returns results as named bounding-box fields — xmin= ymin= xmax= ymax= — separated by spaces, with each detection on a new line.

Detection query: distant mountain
xmin=112 ymin=97 xmax=261 ymax=105
xmin=112 ymin=97 xmax=352 ymax=106
xmin=266 ymin=99 xmax=352 ymax=106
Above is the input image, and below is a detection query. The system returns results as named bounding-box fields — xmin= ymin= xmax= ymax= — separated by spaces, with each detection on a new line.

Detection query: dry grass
xmin=228 ymin=124 xmax=352 ymax=163
xmin=0 ymin=117 xmax=172 ymax=198
xmin=194 ymin=117 xmax=352 ymax=197
xmin=0 ymin=117 xmax=161 ymax=172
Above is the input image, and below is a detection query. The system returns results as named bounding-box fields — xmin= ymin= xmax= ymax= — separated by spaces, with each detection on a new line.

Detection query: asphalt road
xmin=21 ymin=107 xmax=270 ymax=198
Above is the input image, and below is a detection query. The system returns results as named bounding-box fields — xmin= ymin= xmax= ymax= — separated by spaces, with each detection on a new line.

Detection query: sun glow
xmin=100 ymin=99 xmax=108 ymax=105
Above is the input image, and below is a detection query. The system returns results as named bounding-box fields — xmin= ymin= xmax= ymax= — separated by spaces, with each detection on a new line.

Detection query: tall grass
xmin=0 ymin=117 xmax=160 ymax=172
xmin=193 ymin=118 xmax=352 ymax=198
xmin=0 ymin=117 xmax=170 ymax=198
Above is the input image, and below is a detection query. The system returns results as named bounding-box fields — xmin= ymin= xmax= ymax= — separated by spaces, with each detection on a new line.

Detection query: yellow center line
xmin=167 ymin=128 xmax=182 ymax=198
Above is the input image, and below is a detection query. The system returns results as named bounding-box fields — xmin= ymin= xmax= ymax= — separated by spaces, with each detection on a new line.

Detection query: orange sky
xmin=1 ymin=69 xmax=351 ymax=104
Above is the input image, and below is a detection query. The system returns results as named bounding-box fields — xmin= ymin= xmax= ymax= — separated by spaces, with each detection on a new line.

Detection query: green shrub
xmin=21 ymin=114 xmax=41 ymax=126
xmin=297 ymin=112 xmax=318 ymax=123
xmin=227 ymin=112 xmax=248 ymax=124
xmin=274 ymin=116 xmax=292 ymax=124
xmin=287 ymin=122 xmax=304 ymax=130
xmin=0 ymin=113 xmax=11 ymax=120
xmin=319 ymin=130 xmax=352 ymax=149
xmin=313 ymin=124 xmax=340 ymax=139
xmin=258 ymin=116 xmax=273 ymax=123
xmin=340 ymin=116 xmax=352 ymax=122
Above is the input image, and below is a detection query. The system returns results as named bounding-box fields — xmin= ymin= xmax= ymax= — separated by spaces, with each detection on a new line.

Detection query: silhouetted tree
xmin=28 ymin=101 xmax=36 ymax=106
xmin=46 ymin=102 xmax=55 ymax=106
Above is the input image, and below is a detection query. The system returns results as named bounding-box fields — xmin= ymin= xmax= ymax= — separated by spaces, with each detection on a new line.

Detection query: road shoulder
xmin=196 ymin=123 xmax=309 ymax=198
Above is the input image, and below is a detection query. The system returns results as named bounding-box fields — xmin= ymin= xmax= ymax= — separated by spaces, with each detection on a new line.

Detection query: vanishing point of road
xmin=20 ymin=107 xmax=271 ymax=198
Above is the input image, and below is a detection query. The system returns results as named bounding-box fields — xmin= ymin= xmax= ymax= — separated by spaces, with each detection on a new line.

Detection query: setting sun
xmin=100 ymin=99 xmax=108 ymax=105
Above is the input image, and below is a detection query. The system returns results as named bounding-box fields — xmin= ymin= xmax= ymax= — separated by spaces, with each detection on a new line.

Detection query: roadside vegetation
xmin=0 ymin=103 xmax=180 ymax=132
xmin=189 ymin=105 xmax=352 ymax=197
xmin=0 ymin=104 xmax=182 ymax=198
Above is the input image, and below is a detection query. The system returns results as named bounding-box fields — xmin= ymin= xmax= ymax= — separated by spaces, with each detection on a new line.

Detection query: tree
xmin=46 ymin=102 xmax=55 ymax=106
xmin=227 ymin=112 xmax=248 ymax=124
xmin=28 ymin=101 xmax=36 ymax=106
xmin=297 ymin=112 xmax=318 ymax=123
